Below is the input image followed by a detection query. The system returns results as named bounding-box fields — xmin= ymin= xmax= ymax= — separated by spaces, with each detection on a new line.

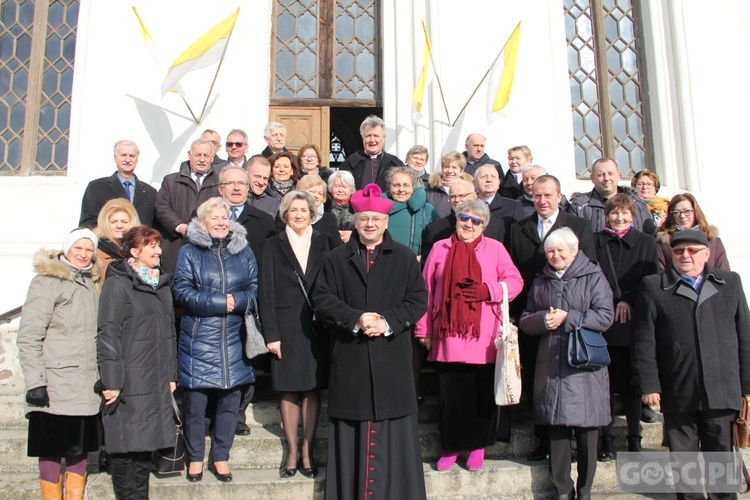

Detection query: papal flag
xmin=160 ymin=8 xmax=239 ymax=97
xmin=486 ymin=21 xmax=522 ymax=123
xmin=412 ymin=21 xmax=432 ymax=117
xmin=132 ymin=6 xmax=185 ymax=97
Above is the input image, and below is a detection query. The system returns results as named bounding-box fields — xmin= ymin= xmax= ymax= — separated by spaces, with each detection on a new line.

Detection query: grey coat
xmin=520 ymin=251 xmax=614 ymax=427
xmin=17 ymin=250 xmax=103 ymax=417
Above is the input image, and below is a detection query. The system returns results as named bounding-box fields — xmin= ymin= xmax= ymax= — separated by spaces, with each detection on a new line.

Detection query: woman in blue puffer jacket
xmin=172 ymin=197 xmax=258 ymax=483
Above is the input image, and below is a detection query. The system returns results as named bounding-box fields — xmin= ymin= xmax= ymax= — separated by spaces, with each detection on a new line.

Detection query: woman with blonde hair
xmin=426 ymin=151 xmax=473 ymax=218
xmin=94 ymin=198 xmax=140 ymax=277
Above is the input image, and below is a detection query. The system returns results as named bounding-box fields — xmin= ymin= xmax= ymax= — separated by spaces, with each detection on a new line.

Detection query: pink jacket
xmin=414 ymin=236 xmax=523 ymax=364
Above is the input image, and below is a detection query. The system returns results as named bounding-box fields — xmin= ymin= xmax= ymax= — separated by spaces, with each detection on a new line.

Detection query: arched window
xmin=565 ymin=0 xmax=652 ymax=178
xmin=0 ymin=0 xmax=79 ymax=175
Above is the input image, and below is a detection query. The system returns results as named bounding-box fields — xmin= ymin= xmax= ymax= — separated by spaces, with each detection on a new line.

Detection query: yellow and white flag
xmin=160 ymin=8 xmax=239 ymax=97
xmin=412 ymin=21 xmax=432 ymax=117
xmin=132 ymin=6 xmax=184 ymax=97
xmin=487 ymin=21 xmax=522 ymax=123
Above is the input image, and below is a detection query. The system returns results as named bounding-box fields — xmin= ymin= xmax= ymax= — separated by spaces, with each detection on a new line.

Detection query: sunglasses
xmin=458 ymin=213 xmax=483 ymax=226
xmin=226 ymin=142 xmax=246 ymax=148
xmin=672 ymin=246 xmax=707 ymax=256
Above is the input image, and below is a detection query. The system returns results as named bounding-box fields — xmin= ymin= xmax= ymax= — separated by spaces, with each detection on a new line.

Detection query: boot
xmin=627 ymin=435 xmax=643 ymax=452
xmin=598 ymin=435 xmax=614 ymax=462
xmin=63 ymin=471 xmax=86 ymax=500
xmin=40 ymin=476 xmax=62 ymax=500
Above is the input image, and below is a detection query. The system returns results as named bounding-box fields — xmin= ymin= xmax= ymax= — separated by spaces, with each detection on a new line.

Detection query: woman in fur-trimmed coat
xmin=425 ymin=151 xmax=475 ymax=218
xmin=17 ymin=229 xmax=103 ymax=499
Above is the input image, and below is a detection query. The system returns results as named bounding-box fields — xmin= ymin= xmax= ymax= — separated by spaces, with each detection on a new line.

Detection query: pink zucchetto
xmin=350 ymin=183 xmax=393 ymax=214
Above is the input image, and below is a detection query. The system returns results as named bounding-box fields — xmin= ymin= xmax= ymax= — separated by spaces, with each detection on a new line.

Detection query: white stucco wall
xmin=1 ymin=0 xmax=749 ymax=314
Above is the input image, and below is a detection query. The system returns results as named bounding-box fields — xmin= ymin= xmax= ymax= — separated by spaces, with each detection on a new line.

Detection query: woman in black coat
xmin=276 ymin=173 xmax=342 ymax=247
xmin=594 ymin=194 xmax=658 ymax=460
xmin=98 ymin=226 xmax=177 ymax=499
xmin=260 ymin=191 xmax=333 ymax=479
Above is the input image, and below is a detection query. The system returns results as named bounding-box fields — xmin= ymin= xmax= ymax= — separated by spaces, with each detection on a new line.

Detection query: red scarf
xmin=439 ymin=234 xmax=483 ymax=339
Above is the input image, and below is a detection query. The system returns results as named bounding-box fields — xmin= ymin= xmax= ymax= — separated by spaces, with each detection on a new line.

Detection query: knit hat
xmin=63 ymin=228 xmax=99 ymax=254
xmin=350 ymin=183 xmax=393 ymax=214
xmin=670 ymin=230 xmax=708 ymax=247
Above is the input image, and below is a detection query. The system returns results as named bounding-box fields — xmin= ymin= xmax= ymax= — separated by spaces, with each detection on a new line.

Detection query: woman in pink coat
xmin=415 ymin=199 xmax=523 ymax=472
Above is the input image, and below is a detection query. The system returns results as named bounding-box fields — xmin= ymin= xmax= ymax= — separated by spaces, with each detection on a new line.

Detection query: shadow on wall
xmin=128 ymin=94 xmax=219 ymax=183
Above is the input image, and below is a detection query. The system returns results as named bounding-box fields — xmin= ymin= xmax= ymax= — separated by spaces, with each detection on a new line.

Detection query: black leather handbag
xmin=567 ymin=315 xmax=610 ymax=370
xmin=152 ymin=395 xmax=186 ymax=475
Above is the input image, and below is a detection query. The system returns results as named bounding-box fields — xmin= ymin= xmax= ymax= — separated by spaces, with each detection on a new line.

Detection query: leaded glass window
xmin=565 ymin=0 xmax=651 ymax=178
xmin=0 ymin=0 xmax=78 ymax=175
xmin=272 ymin=0 xmax=379 ymax=102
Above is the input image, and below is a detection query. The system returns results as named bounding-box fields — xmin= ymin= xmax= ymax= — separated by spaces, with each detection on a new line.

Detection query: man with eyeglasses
xmin=473 ymin=164 xmax=525 ymax=233
xmin=633 ymin=230 xmax=750 ymax=496
xmin=508 ymin=174 xmax=596 ymax=462
xmin=420 ymin=179 xmax=506 ymax=264
xmin=314 ymin=183 xmax=428 ymax=500
xmin=154 ymin=138 xmax=221 ymax=272
xmin=569 ymin=157 xmax=655 ymax=235
xmin=215 ymin=164 xmax=276 ymax=436
xmin=224 ymin=128 xmax=250 ymax=167
xmin=79 ymin=139 xmax=157 ymax=228
xmin=260 ymin=122 xmax=289 ymax=159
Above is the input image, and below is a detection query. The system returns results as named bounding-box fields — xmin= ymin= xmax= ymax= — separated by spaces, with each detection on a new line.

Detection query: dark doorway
xmin=329 ymin=107 xmax=382 ymax=169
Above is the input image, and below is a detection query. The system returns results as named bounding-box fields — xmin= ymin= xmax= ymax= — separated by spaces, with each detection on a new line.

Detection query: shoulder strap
xmin=294 ymin=271 xmax=315 ymax=311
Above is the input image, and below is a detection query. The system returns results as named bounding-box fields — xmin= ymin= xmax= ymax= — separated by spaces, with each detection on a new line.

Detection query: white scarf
xmin=285 ymin=225 xmax=313 ymax=274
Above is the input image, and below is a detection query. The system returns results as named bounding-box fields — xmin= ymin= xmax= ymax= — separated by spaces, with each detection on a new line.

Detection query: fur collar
xmin=186 ymin=218 xmax=249 ymax=254
xmin=32 ymin=249 xmax=103 ymax=282
xmin=428 ymin=172 xmax=473 ymax=190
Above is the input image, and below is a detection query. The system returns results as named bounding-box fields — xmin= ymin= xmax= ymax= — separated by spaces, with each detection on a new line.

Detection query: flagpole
xmin=422 ymin=21 xmax=451 ymax=124
xmin=182 ymin=97 xmax=199 ymax=124
xmin=450 ymin=27 xmax=513 ymax=128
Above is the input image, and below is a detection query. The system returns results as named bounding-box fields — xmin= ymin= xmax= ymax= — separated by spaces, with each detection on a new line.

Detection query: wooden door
xmin=269 ymin=106 xmax=330 ymax=164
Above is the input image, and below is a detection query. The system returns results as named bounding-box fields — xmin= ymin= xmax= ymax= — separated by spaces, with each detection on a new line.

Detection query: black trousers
xmin=664 ymin=409 xmax=737 ymax=500
xmin=549 ymin=425 xmax=598 ymax=497
xmin=109 ymin=452 xmax=152 ymax=500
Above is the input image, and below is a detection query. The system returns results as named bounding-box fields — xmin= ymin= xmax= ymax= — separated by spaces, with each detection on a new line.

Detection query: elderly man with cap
xmin=633 ymin=230 xmax=750 ymax=499
xmin=313 ymin=183 xmax=428 ymax=500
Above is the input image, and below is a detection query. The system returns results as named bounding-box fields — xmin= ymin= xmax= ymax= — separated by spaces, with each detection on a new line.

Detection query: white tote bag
xmin=494 ymin=281 xmax=522 ymax=406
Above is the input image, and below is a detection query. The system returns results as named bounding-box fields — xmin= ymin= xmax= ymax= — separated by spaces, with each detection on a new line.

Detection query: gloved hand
xmin=461 ymin=282 xmax=491 ymax=302
xmin=26 ymin=386 xmax=50 ymax=407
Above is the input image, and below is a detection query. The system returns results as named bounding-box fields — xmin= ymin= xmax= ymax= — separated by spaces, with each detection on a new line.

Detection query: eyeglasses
xmin=635 ymin=181 xmax=655 ymax=188
xmin=300 ymin=154 xmax=318 ymax=160
xmin=458 ymin=213 xmax=484 ymax=226
xmin=390 ymin=183 xmax=413 ymax=189
xmin=671 ymin=208 xmax=694 ymax=218
xmin=672 ymin=246 xmax=707 ymax=256
xmin=226 ymin=142 xmax=246 ymax=148
xmin=449 ymin=192 xmax=474 ymax=200
xmin=220 ymin=181 xmax=249 ymax=187
xmin=354 ymin=215 xmax=387 ymax=224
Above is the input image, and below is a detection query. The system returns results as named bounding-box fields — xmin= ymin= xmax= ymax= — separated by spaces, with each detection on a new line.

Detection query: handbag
xmin=567 ymin=314 xmax=610 ymax=370
xmin=736 ymin=398 xmax=750 ymax=448
xmin=294 ymin=271 xmax=325 ymax=337
xmin=244 ymin=295 xmax=269 ymax=359
xmin=152 ymin=395 xmax=186 ymax=475
xmin=494 ymin=282 xmax=522 ymax=406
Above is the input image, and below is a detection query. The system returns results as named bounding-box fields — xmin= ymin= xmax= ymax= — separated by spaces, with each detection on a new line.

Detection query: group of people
xmin=16 ymin=115 xmax=749 ymax=500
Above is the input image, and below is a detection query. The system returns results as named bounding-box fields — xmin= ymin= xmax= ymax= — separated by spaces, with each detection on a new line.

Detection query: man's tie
xmin=230 ymin=207 xmax=238 ymax=221
xmin=540 ymin=218 xmax=552 ymax=239
xmin=123 ymin=180 xmax=133 ymax=203
xmin=195 ymin=173 xmax=203 ymax=188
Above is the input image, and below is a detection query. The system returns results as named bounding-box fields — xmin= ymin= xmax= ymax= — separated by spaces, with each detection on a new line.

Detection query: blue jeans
xmin=182 ymin=387 xmax=241 ymax=462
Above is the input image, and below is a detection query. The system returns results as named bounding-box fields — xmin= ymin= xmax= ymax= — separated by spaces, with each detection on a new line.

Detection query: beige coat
xmin=17 ymin=250 xmax=103 ymax=416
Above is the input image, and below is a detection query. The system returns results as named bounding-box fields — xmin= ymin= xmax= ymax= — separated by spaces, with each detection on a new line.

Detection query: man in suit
xmin=246 ymin=155 xmax=280 ymax=217
xmin=79 ymin=140 xmax=157 ymax=227
xmin=473 ymin=164 xmax=525 ymax=234
xmin=633 ymin=230 xmax=750 ymax=500
xmin=462 ymin=133 xmax=504 ymax=177
xmin=508 ymin=174 xmax=596 ymax=461
xmin=217 ymin=164 xmax=277 ymax=436
xmin=338 ymin=115 xmax=404 ymax=190
xmin=225 ymin=129 xmax=250 ymax=168
xmin=421 ymin=179 xmax=506 ymax=264
xmin=260 ymin=122 xmax=289 ymax=159
xmin=154 ymin=138 xmax=221 ymax=273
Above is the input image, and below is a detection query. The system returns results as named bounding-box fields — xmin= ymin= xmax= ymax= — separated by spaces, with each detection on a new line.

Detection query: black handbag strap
xmin=294 ymin=271 xmax=315 ymax=311
xmin=171 ymin=393 xmax=183 ymax=426
xmin=604 ymin=242 xmax=622 ymax=299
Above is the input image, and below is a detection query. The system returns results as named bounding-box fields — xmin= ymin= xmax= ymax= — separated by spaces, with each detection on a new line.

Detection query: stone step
xmin=0 ymin=414 xmax=666 ymax=472
xmin=1 ymin=458 xmax=734 ymax=499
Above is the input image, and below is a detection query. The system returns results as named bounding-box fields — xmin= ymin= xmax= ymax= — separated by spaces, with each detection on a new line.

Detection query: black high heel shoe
xmin=207 ymin=461 xmax=232 ymax=482
xmin=186 ymin=464 xmax=203 ymax=482
xmin=298 ymin=456 xmax=318 ymax=478
xmin=280 ymin=453 xmax=298 ymax=478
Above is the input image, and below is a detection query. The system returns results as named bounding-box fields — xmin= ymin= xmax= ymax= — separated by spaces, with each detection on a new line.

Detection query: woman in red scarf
xmin=415 ymin=199 xmax=523 ymax=471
